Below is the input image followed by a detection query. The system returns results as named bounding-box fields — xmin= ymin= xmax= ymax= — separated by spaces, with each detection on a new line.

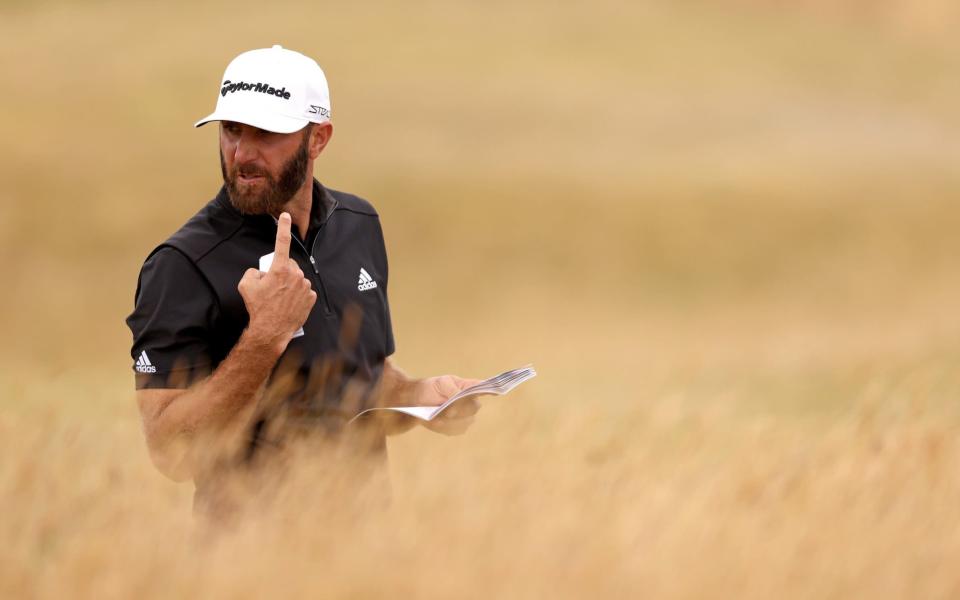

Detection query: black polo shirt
xmin=125 ymin=178 xmax=395 ymax=423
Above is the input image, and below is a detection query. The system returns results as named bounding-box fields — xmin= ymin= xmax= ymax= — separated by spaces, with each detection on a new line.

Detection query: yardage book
xmin=349 ymin=365 xmax=537 ymax=424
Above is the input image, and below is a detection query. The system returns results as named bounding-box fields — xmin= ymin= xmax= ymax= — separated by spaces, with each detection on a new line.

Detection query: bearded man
xmin=125 ymin=45 xmax=480 ymax=515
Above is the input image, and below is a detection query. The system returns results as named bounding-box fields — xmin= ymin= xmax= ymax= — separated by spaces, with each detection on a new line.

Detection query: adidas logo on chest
xmin=357 ymin=267 xmax=378 ymax=291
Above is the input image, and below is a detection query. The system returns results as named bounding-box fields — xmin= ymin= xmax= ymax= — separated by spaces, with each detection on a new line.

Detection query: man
xmin=125 ymin=45 xmax=480 ymax=512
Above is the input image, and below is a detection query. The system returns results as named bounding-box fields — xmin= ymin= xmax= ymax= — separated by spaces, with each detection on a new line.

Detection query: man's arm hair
xmin=136 ymin=330 xmax=284 ymax=481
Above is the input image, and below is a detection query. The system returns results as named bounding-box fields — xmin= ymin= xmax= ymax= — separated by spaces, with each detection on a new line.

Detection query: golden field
xmin=2 ymin=0 xmax=960 ymax=597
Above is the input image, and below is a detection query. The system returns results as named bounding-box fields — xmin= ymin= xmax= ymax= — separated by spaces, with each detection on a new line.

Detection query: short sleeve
xmin=383 ymin=294 xmax=395 ymax=357
xmin=375 ymin=218 xmax=396 ymax=357
xmin=125 ymin=247 xmax=218 ymax=389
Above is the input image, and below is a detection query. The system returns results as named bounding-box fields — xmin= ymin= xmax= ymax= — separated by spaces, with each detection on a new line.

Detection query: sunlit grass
xmin=2 ymin=0 xmax=960 ymax=597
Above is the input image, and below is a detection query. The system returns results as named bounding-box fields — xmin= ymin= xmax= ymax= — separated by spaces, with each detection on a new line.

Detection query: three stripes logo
xmin=357 ymin=267 xmax=378 ymax=291
xmin=134 ymin=350 xmax=157 ymax=374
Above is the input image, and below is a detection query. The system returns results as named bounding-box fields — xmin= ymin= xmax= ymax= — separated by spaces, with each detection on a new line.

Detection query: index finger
xmin=274 ymin=212 xmax=291 ymax=262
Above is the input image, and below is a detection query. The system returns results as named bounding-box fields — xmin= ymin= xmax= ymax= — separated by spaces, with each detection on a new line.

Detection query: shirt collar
xmin=309 ymin=178 xmax=337 ymax=229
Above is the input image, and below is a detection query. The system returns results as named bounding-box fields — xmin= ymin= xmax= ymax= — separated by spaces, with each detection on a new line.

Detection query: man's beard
xmin=221 ymin=132 xmax=310 ymax=216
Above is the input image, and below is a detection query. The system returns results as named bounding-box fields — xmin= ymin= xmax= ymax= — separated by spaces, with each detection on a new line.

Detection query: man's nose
xmin=233 ymin=128 xmax=260 ymax=164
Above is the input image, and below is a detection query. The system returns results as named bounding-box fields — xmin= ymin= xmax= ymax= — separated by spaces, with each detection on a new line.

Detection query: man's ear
xmin=308 ymin=122 xmax=333 ymax=159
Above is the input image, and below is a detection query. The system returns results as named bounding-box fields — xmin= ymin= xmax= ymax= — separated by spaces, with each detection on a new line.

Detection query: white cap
xmin=195 ymin=45 xmax=331 ymax=134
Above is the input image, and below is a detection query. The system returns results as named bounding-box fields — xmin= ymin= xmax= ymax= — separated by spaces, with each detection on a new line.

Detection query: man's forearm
xmin=376 ymin=358 xmax=418 ymax=407
xmin=147 ymin=329 xmax=285 ymax=476
xmin=371 ymin=358 xmax=421 ymax=436
xmin=177 ymin=330 xmax=283 ymax=430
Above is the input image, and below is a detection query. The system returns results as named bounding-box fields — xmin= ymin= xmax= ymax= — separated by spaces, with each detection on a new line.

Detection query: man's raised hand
xmin=238 ymin=212 xmax=317 ymax=354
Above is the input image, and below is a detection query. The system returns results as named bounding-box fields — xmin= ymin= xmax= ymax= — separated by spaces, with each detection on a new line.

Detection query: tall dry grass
xmin=2 ymin=0 xmax=960 ymax=597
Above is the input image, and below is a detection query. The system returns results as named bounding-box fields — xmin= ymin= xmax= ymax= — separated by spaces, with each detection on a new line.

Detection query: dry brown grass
xmin=3 ymin=0 xmax=960 ymax=597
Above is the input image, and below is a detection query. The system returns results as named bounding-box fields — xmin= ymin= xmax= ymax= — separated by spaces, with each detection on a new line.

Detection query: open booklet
xmin=348 ymin=365 xmax=537 ymax=424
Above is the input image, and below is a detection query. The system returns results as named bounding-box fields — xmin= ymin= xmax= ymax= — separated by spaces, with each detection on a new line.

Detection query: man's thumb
xmin=237 ymin=268 xmax=261 ymax=293
xmin=459 ymin=378 xmax=483 ymax=390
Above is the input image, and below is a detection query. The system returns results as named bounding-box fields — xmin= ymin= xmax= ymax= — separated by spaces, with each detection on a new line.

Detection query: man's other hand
xmin=237 ymin=212 xmax=317 ymax=353
xmin=415 ymin=375 xmax=484 ymax=436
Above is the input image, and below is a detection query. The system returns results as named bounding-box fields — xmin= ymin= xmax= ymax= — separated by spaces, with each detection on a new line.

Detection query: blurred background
xmin=3 ymin=0 xmax=960 ymax=597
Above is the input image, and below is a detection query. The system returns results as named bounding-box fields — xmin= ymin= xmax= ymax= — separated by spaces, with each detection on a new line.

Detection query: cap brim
xmin=194 ymin=109 xmax=309 ymax=134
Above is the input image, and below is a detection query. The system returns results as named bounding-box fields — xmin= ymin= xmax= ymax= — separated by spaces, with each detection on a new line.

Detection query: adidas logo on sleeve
xmin=134 ymin=350 xmax=157 ymax=374
xmin=357 ymin=267 xmax=378 ymax=291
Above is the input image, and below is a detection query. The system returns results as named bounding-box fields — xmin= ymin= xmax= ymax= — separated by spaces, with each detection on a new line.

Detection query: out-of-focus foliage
xmin=2 ymin=1 xmax=960 ymax=598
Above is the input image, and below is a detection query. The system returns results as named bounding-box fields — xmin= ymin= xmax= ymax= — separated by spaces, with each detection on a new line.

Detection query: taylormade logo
xmin=221 ymin=80 xmax=291 ymax=100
